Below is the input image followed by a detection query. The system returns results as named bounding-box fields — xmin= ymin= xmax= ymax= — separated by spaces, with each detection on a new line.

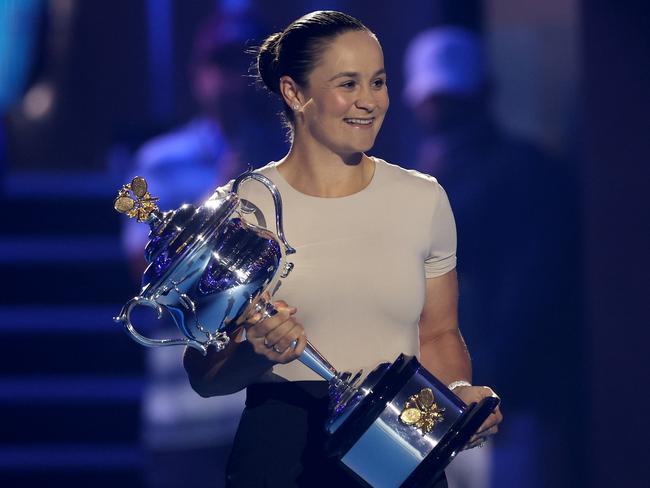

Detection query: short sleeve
xmin=424 ymin=183 xmax=457 ymax=278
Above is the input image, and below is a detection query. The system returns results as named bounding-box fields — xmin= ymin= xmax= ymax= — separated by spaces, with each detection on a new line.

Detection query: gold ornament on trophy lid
xmin=114 ymin=176 xmax=160 ymax=222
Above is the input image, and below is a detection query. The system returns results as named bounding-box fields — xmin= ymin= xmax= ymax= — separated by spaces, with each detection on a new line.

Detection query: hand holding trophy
xmin=113 ymin=171 xmax=499 ymax=488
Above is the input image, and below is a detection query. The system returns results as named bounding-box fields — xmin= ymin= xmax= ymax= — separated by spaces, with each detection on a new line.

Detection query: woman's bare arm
xmin=418 ymin=269 xmax=471 ymax=384
xmin=418 ymin=269 xmax=503 ymax=446
xmin=183 ymin=301 xmax=307 ymax=396
xmin=184 ymin=334 xmax=272 ymax=396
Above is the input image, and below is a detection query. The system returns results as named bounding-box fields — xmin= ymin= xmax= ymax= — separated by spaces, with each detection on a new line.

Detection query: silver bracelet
xmin=448 ymin=380 xmax=472 ymax=391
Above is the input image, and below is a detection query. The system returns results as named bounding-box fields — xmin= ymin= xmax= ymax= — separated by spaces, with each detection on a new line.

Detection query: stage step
xmin=0 ymin=185 xmax=161 ymax=488
xmin=0 ymin=261 xmax=135 ymax=304
xmin=1 ymin=401 xmax=140 ymax=445
xmin=0 ymin=236 xmax=124 ymax=263
xmin=0 ymin=376 xmax=143 ymax=403
xmin=0 ymin=305 xmax=129 ymax=332
xmin=0 ymin=333 xmax=142 ymax=375
xmin=0 ymin=197 xmax=122 ymax=236
xmin=0 ymin=444 xmax=141 ymax=488
xmin=0 ymin=444 xmax=141 ymax=469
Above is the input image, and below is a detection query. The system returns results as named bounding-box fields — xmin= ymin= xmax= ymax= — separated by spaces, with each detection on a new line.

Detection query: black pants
xmin=225 ymin=381 xmax=447 ymax=488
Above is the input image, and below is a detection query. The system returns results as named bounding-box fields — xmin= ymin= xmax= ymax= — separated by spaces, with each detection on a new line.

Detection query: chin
xmin=357 ymin=138 xmax=378 ymax=154
xmin=343 ymin=135 xmax=379 ymax=155
xmin=338 ymin=145 xmax=374 ymax=161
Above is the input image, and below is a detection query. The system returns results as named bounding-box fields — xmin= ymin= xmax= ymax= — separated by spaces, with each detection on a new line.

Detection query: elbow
xmin=182 ymin=340 xmax=251 ymax=397
xmin=188 ymin=374 xmax=242 ymax=397
xmin=183 ymin=347 xmax=219 ymax=397
xmin=419 ymin=326 xmax=462 ymax=346
xmin=188 ymin=375 xmax=217 ymax=398
xmin=185 ymin=366 xmax=227 ymax=397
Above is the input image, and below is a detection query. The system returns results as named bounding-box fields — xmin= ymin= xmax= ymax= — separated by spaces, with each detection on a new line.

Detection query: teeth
xmin=345 ymin=118 xmax=373 ymax=125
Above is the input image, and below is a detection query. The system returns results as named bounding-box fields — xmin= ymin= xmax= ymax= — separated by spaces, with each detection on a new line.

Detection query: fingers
xmin=245 ymin=301 xmax=305 ymax=363
xmin=272 ymin=330 xmax=307 ymax=364
xmin=240 ymin=294 xmax=282 ymax=325
xmin=464 ymin=437 xmax=488 ymax=450
xmin=466 ymin=422 xmax=498 ymax=450
xmin=477 ymin=425 xmax=499 ymax=437
xmin=475 ymin=404 xmax=503 ymax=435
xmin=455 ymin=386 xmax=503 ymax=450
xmin=464 ymin=387 xmax=502 ymax=433
xmin=246 ymin=302 xmax=296 ymax=340
xmin=264 ymin=316 xmax=300 ymax=349
xmin=468 ymin=423 xmax=499 ymax=445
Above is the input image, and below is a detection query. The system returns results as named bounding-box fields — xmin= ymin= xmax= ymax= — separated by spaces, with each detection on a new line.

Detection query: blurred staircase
xmin=0 ymin=174 xmax=145 ymax=487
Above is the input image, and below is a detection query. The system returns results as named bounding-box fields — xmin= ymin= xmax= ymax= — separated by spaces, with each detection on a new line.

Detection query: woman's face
xmin=298 ymin=30 xmax=389 ymax=156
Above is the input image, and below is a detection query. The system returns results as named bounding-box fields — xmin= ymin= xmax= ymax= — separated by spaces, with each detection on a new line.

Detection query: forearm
xmin=184 ymin=301 xmax=306 ymax=396
xmin=184 ymin=339 xmax=274 ymax=396
xmin=419 ymin=328 xmax=472 ymax=386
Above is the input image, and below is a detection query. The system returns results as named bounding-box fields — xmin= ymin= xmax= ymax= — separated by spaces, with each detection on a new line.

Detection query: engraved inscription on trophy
xmin=399 ymin=388 xmax=446 ymax=435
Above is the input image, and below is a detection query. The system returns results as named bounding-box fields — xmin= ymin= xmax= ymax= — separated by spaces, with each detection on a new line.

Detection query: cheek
xmin=325 ymin=93 xmax=355 ymax=117
xmin=379 ymin=90 xmax=390 ymax=113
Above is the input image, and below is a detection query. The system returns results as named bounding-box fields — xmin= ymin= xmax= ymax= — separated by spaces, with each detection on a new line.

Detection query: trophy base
xmin=401 ymin=396 xmax=499 ymax=487
xmin=325 ymin=354 xmax=499 ymax=488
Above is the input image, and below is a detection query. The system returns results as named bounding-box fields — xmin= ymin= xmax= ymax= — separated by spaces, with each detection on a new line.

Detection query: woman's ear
xmin=279 ymin=75 xmax=304 ymax=111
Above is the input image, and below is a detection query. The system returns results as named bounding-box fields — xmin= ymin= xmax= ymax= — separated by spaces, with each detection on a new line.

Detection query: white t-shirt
xmin=233 ymin=157 xmax=457 ymax=381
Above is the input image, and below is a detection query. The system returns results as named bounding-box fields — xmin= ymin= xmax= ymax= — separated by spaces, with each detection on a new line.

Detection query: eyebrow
xmin=328 ymin=68 xmax=386 ymax=81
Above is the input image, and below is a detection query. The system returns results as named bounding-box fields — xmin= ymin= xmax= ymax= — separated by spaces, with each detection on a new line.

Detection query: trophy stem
xmin=299 ymin=341 xmax=338 ymax=382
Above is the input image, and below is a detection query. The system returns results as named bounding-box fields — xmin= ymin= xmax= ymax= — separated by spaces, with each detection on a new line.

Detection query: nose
xmin=355 ymin=85 xmax=377 ymax=112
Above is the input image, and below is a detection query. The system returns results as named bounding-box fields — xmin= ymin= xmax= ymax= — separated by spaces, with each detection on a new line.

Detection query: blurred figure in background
xmin=404 ymin=27 xmax=576 ymax=488
xmin=122 ymin=13 xmax=257 ymax=488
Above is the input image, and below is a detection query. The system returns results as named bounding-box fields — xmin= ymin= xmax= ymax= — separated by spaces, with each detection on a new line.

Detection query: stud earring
xmin=293 ymin=105 xmax=300 ymax=110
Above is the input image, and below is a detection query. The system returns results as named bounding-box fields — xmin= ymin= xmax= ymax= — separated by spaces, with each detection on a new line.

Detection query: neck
xmin=278 ymin=137 xmax=374 ymax=198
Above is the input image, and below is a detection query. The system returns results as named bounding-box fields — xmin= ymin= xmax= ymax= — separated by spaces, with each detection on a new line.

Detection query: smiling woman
xmin=182 ymin=10 xmax=502 ymax=487
xmin=251 ymin=12 xmax=389 ymax=201
xmin=290 ymin=29 xmax=389 ymax=162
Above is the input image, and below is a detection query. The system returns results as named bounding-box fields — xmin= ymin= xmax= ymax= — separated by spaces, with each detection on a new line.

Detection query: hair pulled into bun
xmin=256 ymin=31 xmax=283 ymax=94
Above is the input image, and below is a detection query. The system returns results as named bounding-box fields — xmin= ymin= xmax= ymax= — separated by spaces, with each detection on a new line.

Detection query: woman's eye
xmin=373 ymin=78 xmax=386 ymax=88
xmin=340 ymin=80 xmax=356 ymax=88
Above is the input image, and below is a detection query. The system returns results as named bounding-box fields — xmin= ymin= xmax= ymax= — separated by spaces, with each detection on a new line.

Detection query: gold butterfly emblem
xmin=399 ymin=388 xmax=445 ymax=435
xmin=114 ymin=176 xmax=160 ymax=222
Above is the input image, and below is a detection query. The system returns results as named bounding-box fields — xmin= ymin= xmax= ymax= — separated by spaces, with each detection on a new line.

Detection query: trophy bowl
xmin=113 ymin=171 xmax=297 ymax=354
xmin=113 ymin=170 xmax=499 ymax=488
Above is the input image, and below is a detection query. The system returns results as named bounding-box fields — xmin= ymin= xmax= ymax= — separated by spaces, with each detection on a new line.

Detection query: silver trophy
xmin=114 ymin=171 xmax=498 ymax=488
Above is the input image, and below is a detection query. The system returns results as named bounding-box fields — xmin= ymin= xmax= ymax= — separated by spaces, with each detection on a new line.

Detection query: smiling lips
xmin=344 ymin=117 xmax=375 ymax=126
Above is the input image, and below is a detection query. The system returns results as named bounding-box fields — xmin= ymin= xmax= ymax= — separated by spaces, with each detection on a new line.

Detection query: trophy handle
xmin=232 ymin=170 xmax=296 ymax=255
xmin=114 ymin=296 xmax=209 ymax=355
